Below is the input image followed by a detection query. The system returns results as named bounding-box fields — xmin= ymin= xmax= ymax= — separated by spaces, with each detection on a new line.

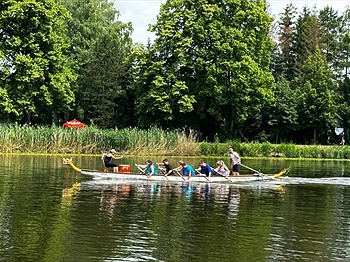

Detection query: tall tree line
xmin=270 ymin=4 xmax=350 ymax=144
xmin=0 ymin=0 xmax=350 ymax=144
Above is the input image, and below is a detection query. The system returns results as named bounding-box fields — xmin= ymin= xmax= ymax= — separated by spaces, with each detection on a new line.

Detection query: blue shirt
xmin=199 ymin=164 xmax=212 ymax=176
xmin=146 ymin=164 xmax=158 ymax=175
xmin=182 ymin=165 xmax=195 ymax=176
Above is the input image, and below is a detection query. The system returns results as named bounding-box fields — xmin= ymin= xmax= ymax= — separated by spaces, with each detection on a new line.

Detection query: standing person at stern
xmin=229 ymin=147 xmax=241 ymax=176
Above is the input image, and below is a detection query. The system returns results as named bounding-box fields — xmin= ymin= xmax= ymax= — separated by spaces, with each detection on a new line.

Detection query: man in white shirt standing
xmin=229 ymin=147 xmax=241 ymax=176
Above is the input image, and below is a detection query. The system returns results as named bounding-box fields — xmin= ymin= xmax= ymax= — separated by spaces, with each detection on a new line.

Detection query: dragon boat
xmin=62 ymin=158 xmax=289 ymax=183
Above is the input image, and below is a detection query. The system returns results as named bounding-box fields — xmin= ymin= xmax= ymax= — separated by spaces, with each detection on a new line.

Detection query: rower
xmin=175 ymin=160 xmax=195 ymax=180
xmin=196 ymin=159 xmax=213 ymax=177
xmin=135 ymin=159 xmax=158 ymax=176
xmin=157 ymin=159 xmax=174 ymax=176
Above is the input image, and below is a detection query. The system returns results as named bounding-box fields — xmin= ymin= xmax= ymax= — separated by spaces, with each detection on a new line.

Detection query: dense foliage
xmin=0 ymin=0 xmax=75 ymax=124
xmin=133 ymin=0 xmax=275 ymax=141
xmin=1 ymin=0 xmax=350 ymax=145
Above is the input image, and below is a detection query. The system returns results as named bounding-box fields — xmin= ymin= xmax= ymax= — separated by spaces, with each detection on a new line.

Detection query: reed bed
xmin=0 ymin=124 xmax=198 ymax=155
xmin=1 ymin=124 xmax=350 ymax=159
xmin=199 ymin=142 xmax=350 ymax=159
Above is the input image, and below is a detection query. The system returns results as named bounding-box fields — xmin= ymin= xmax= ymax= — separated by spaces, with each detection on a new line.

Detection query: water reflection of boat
xmin=63 ymin=158 xmax=289 ymax=184
xmin=81 ymin=180 xmax=286 ymax=221
xmin=82 ymin=180 xmax=286 ymax=198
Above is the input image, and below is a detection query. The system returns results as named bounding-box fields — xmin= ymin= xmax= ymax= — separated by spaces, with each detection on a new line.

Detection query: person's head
xmin=179 ymin=160 xmax=186 ymax=167
xmin=199 ymin=159 xmax=206 ymax=166
xmin=162 ymin=159 xmax=169 ymax=164
xmin=110 ymin=149 xmax=117 ymax=154
xmin=217 ymin=160 xmax=224 ymax=166
xmin=229 ymin=147 xmax=233 ymax=153
xmin=145 ymin=159 xmax=152 ymax=165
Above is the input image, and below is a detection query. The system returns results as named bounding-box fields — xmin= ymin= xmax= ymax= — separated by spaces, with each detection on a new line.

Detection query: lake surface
xmin=1 ymin=155 xmax=350 ymax=262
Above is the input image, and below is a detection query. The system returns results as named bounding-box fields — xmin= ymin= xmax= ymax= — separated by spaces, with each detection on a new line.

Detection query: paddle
xmin=240 ymin=163 xmax=289 ymax=179
xmin=173 ymin=169 xmax=186 ymax=181
xmin=212 ymin=168 xmax=232 ymax=182
xmin=156 ymin=163 xmax=168 ymax=181
xmin=135 ymin=164 xmax=150 ymax=178
xmin=156 ymin=163 xmax=166 ymax=174
xmin=195 ymin=169 xmax=210 ymax=182
xmin=240 ymin=163 xmax=264 ymax=176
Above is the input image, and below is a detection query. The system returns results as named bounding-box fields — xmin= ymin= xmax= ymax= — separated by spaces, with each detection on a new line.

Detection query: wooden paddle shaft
xmin=240 ymin=164 xmax=262 ymax=174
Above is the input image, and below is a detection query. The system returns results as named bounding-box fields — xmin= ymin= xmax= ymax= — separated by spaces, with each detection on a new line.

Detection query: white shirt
xmin=230 ymin=152 xmax=241 ymax=165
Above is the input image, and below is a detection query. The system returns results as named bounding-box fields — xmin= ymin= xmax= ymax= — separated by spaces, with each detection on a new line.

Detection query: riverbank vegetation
xmin=1 ymin=125 xmax=350 ymax=159
xmin=0 ymin=1 xmax=350 ymax=146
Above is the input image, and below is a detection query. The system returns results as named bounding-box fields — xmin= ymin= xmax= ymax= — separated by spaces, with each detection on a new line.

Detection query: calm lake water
xmin=1 ymin=155 xmax=350 ymax=262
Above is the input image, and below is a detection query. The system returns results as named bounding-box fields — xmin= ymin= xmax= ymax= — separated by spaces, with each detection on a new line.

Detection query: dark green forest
xmin=0 ymin=0 xmax=349 ymax=145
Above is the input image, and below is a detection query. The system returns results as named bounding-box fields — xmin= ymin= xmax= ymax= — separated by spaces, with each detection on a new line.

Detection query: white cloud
xmin=268 ymin=0 xmax=349 ymax=18
xmin=113 ymin=0 xmax=350 ymax=44
xmin=113 ymin=0 xmax=164 ymax=43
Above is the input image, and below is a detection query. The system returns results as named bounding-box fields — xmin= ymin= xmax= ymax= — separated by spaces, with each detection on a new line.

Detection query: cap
xmin=110 ymin=149 xmax=116 ymax=154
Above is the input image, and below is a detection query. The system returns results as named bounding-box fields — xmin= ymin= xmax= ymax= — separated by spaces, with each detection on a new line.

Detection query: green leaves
xmin=294 ymin=48 xmax=339 ymax=143
xmin=0 ymin=0 xmax=76 ymax=123
xmin=134 ymin=0 xmax=275 ymax=138
xmin=58 ymin=0 xmax=133 ymax=129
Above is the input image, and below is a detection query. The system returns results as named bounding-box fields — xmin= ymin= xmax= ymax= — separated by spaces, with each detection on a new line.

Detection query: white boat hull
xmin=62 ymin=158 xmax=289 ymax=184
xmin=80 ymin=170 xmax=275 ymax=183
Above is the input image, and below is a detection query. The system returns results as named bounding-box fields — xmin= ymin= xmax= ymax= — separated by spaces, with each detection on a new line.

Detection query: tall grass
xmin=1 ymin=124 xmax=350 ymax=159
xmin=199 ymin=142 xmax=350 ymax=159
xmin=0 ymin=124 xmax=198 ymax=155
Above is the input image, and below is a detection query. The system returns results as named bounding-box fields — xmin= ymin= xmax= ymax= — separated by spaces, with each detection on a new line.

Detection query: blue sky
xmin=113 ymin=0 xmax=350 ymax=44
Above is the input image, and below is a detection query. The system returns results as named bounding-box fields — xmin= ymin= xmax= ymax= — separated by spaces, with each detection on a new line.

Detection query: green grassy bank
xmin=1 ymin=124 xmax=349 ymax=159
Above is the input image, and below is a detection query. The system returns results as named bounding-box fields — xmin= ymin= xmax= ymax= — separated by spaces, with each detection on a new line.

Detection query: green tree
xmin=272 ymin=3 xmax=298 ymax=81
xmin=58 ymin=0 xmax=133 ymax=128
xmin=294 ymin=8 xmax=321 ymax=70
xmin=260 ymin=77 xmax=298 ymax=143
xmin=294 ymin=48 xmax=339 ymax=144
xmin=0 ymin=0 xmax=76 ymax=124
xmin=318 ymin=6 xmax=343 ymax=73
xmin=337 ymin=7 xmax=350 ymax=144
xmin=81 ymin=22 xmax=133 ymax=128
xmin=134 ymin=0 xmax=275 ymax=140
xmin=341 ymin=7 xmax=350 ymax=78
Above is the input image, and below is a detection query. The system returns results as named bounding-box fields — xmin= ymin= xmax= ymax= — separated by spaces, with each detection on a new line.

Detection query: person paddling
xmin=214 ymin=160 xmax=230 ymax=177
xmin=196 ymin=159 xmax=213 ymax=177
xmin=175 ymin=160 xmax=195 ymax=180
xmin=135 ymin=159 xmax=158 ymax=176
xmin=158 ymin=159 xmax=174 ymax=176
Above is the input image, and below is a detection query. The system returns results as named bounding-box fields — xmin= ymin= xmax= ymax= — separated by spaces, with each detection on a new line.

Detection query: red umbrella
xmin=63 ymin=119 xmax=86 ymax=130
